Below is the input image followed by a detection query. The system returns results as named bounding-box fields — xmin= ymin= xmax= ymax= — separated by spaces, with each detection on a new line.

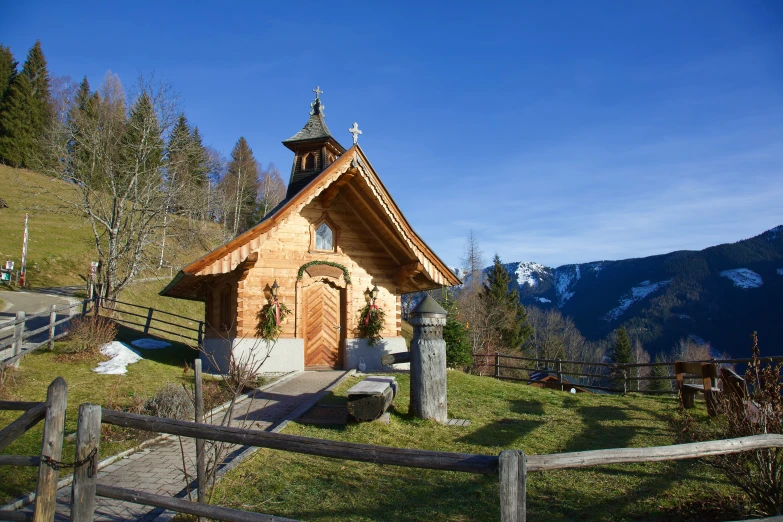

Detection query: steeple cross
xmin=349 ymin=122 xmax=362 ymax=145
xmin=312 ymin=86 xmax=323 ymax=99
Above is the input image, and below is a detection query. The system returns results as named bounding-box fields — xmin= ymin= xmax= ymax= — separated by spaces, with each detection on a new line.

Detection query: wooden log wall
xmin=223 ymin=191 xmax=402 ymax=340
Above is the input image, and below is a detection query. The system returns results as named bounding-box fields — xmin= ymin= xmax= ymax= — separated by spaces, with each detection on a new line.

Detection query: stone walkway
xmin=21 ymin=370 xmax=347 ymax=521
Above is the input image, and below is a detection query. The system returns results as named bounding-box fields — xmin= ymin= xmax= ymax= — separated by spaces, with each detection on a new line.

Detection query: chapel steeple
xmin=283 ymin=87 xmax=346 ymax=199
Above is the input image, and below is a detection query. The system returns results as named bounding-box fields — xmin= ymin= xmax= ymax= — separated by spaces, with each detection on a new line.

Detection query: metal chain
xmin=41 ymin=447 xmax=97 ymax=477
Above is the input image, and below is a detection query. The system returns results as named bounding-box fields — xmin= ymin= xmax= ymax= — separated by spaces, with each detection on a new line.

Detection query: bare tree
xmin=37 ymin=73 xmax=176 ymax=300
xmin=257 ymin=162 xmax=286 ymax=219
xmin=457 ymin=230 xmax=486 ymax=356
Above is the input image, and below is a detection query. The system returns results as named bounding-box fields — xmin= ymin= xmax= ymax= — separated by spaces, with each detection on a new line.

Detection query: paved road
xmin=18 ymin=370 xmax=347 ymax=521
xmin=0 ymin=290 xmax=78 ymax=358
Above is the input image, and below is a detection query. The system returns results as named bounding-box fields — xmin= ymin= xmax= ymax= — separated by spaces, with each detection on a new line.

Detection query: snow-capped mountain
xmin=502 ymin=226 xmax=783 ymax=357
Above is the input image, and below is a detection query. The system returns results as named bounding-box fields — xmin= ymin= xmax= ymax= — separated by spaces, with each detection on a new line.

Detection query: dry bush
xmin=680 ymin=333 xmax=783 ymax=516
xmin=63 ymin=316 xmax=117 ymax=356
xmin=144 ymin=384 xmax=195 ymax=421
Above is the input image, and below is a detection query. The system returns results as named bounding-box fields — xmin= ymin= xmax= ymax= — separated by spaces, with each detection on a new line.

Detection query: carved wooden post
xmin=34 ymin=377 xmax=68 ymax=522
xmin=499 ymin=450 xmax=527 ymax=522
xmin=409 ymin=295 xmax=447 ymax=423
xmin=71 ymin=404 xmax=101 ymax=522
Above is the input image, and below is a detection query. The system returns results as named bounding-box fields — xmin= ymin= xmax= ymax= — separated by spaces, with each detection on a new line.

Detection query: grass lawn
xmin=212 ymin=371 xmax=745 ymax=521
xmin=0 ymin=328 xmax=200 ymax=503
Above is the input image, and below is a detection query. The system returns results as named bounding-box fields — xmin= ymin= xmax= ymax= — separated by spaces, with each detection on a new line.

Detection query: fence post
xmin=12 ymin=311 xmax=25 ymax=367
xmin=94 ymin=295 xmax=101 ymax=317
xmin=33 ymin=377 xmax=68 ymax=522
xmin=48 ymin=305 xmax=57 ymax=351
xmin=144 ymin=308 xmax=154 ymax=334
xmin=495 ymin=353 xmax=500 ymax=378
xmin=624 ymin=368 xmax=630 ymax=394
xmin=556 ymin=358 xmax=563 ymax=391
xmin=194 ymin=359 xmax=206 ymax=521
xmin=499 ymin=450 xmax=526 ymax=522
xmin=70 ymin=403 xmax=101 ymax=522
xmin=197 ymin=322 xmax=204 ymax=347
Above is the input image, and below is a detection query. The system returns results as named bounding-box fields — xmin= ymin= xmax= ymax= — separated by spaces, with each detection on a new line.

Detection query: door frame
xmin=296 ymin=274 xmax=350 ymax=369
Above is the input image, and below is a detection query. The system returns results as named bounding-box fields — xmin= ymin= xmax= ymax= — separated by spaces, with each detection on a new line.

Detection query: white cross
xmin=313 ymin=86 xmax=323 ymax=99
xmin=349 ymin=122 xmax=362 ymax=145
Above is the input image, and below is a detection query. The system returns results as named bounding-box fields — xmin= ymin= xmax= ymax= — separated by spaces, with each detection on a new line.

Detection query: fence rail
xmin=2 ymin=379 xmax=783 ymax=521
xmin=100 ymin=298 xmax=203 ymax=346
xmin=474 ymin=352 xmax=782 ymax=394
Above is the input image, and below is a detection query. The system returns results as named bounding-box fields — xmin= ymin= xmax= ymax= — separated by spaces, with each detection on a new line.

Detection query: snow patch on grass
xmin=93 ymin=341 xmax=142 ymax=375
xmin=720 ymin=268 xmax=763 ymax=289
xmin=604 ymin=280 xmax=672 ymax=321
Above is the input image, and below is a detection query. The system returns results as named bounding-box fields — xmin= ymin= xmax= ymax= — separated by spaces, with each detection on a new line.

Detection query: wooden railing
xmin=2 ymin=378 xmax=783 ymax=521
xmin=99 ymin=298 xmax=204 ymax=346
xmin=474 ymin=353 xmax=783 ymax=394
xmin=0 ymin=299 xmax=95 ymax=367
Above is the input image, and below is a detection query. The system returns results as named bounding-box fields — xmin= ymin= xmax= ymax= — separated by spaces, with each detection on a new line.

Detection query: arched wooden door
xmin=304 ymin=282 xmax=343 ymax=368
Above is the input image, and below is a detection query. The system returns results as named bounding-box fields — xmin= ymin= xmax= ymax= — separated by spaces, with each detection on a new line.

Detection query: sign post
xmin=20 ymin=214 xmax=28 ymax=287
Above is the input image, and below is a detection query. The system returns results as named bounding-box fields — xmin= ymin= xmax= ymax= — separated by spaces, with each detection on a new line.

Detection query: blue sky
xmin=3 ymin=1 xmax=782 ymax=268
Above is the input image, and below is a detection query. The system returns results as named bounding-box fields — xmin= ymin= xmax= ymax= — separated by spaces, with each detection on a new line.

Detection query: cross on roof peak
xmin=312 ymin=86 xmax=323 ymax=99
xmin=349 ymin=122 xmax=362 ymax=145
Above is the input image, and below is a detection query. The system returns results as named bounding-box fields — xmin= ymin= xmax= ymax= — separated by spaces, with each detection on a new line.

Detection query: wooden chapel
xmin=161 ymin=89 xmax=460 ymax=373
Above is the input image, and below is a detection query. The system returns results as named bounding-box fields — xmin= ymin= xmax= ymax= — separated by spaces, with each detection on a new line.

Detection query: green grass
xmin=0 ymin=165 xmax=222 ymax=289
xmin=0 ymin=329 xmax=199 ymax=503
xmin=211 ymin=371 xmax=744 ymax=521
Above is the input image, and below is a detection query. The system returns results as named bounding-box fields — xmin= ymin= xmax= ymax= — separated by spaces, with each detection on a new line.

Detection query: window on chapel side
xmin=315 ymin=222 xmax=334 ymax=250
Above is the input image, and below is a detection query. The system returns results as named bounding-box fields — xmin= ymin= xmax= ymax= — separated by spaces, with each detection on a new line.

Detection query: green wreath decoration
xmin=358 ymin=303 xmax=386 ymax=346
xmin=256 ymin=301 xmax=292 ymax=341
xmin=297 ymin=261 xmax=351 ymax=284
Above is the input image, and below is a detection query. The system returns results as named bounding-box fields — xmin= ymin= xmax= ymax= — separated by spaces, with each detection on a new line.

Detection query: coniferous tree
xmin=648 ymin=353 xmax=672 ymax=392
xmin=483 ymin=254 xmax=533 ymax=350
xmin=612 ymin=327 xmax=633 ymax=364
xmin=189 ymin=127 xmax=210 ymax=187
xmin=222 ymin=137 xmax=259 ymax=235
xmin=438 ymin=289 xmax=471 ymax=368
xmin=0 ymin=45 xmax=17 ymax=102
xmin=0 ymin=40 xmax=52 ymax=167
xmin=0 ymin=73 xmax=36 ymax=166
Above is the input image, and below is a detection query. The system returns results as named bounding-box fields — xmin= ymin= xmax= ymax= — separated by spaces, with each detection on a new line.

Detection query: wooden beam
xmin=395 ymin=262 xmax=424 ymax=288
xmin=320 ymin=171 xmax=356 ymax=209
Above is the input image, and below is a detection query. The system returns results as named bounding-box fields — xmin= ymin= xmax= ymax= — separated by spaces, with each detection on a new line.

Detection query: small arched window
xmin=303 ymin=152 xmax=316 ymax=170
xmin=315 ymin=222 xmax=334 ymax=250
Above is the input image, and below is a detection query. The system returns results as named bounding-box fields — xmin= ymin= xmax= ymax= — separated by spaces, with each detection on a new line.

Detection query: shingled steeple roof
xmin=282 ymin=87 xmax=346 ymax=199
xmin=282 ymin=97 xmax=335 ymax=147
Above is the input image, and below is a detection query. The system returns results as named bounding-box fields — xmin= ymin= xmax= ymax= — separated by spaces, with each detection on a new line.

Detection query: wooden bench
xmin=346 ymin=376 xmax=398 ymax=421
xmin=675 ymin=361 xmax=721 ymax=416
xmin=720 ymin=367 xmax=764 ymax=423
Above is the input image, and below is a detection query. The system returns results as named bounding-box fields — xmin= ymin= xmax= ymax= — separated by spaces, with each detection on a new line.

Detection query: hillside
xmin=505 ymin=226 xmax=783 ymax=357
xmin=0 ymin=165 xmax=222 ymax=289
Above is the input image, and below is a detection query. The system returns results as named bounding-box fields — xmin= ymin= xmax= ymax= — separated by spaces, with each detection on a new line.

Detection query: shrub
xmin=680 ymin=332 xmax=783 ymax=516
xmin=63 ymin=316 xmax=117 ymax=356
xmin=144 ymin=384 xmax=194 ymax=421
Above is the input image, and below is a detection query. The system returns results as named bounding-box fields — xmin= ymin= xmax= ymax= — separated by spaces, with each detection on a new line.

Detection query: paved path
xmin=20 ymin=370 xmax=346 ymax=521
xmin=0 ymin=291 xmax=76 ymax=357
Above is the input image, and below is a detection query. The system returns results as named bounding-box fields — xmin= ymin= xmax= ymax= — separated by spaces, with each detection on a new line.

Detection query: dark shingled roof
xmin=283 ymin=99 xmax=333 ymax=145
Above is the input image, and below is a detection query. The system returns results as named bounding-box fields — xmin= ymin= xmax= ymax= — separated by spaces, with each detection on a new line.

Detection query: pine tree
xmin=0 ymin=73 xmax=36 ymax=166
xmin=648 ymin=353 xmax=672 ymax=392
xmin=0 ymin=45 xmax=18 ymax=102
xmin=0 ymin=40 xmax=52 ymax=167
xmin=123 ymin=91 xmax=163 ymax=189
xmin=483 ymin=254 xmax=533 ymax=350
xmin=189 ymin=127 xmax=210 ymax=187
xmin=612 ymin=327 xmax=633 ymax=364
xmin=438 ymin=290 xmax=471 ymax=368
xmin=223 ymin=137 xmax=259 ymax=235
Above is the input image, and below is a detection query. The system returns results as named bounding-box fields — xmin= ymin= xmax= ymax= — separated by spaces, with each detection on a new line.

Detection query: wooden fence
xmin=100 ymin=298 xmax=203 ymax=346
xmin=2 ymin=377 xmax=783 ymax=521
xmin=0 ymin=299 xmax=95 ymax=367
xmin=474 ymin=353 xmax=783 ymax=394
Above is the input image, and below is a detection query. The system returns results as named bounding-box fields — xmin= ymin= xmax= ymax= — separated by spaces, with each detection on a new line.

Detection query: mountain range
xmin=490 ymin=226 xmax=783 ymax=358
